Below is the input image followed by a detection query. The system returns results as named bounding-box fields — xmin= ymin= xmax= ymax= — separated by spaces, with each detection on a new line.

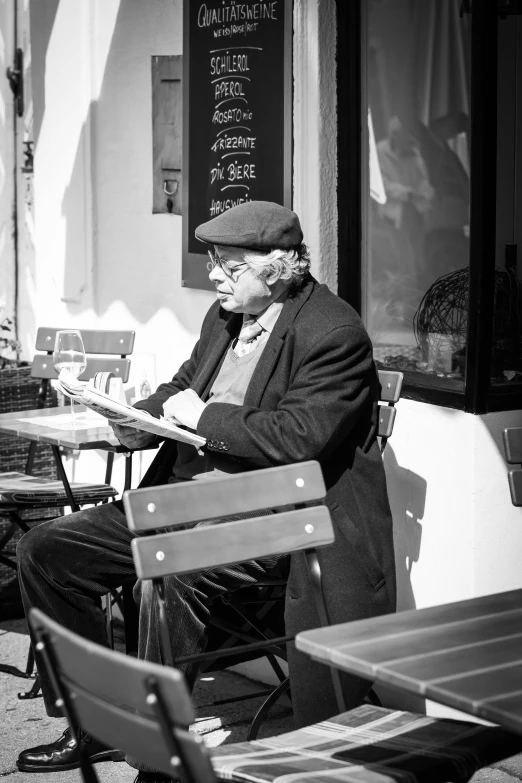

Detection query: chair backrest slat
xmin=29 ymin=609 xmax=194 ymax=723
xmin=68 ymin=684 xmax=215 ymax=783
xmin=378 ymin=370 xmax=403 ymax=403
xmin=31 ymin=354 xmax=132 ymax=383
xmin=124 ymin=460 xmax=326 ymax=531
xmin=35 ymin=328 xmax=135 ymax=355
xmin=503 ymin=428 xmax=522 ymax=464
xmin=503 ymin=428 xmax=522 ymax=506
xmin=132 ymin=506 xmax=334 ymax=579
xmin=508 ymin=470 xmax=522 ymax=507
xmin=377 ymin=405 xmax=396 ymax=440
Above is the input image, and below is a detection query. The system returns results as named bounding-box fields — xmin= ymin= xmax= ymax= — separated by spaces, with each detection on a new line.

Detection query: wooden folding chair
xmin=0 ymin=327 xmax=136 ymax=691
xmin=29 ymin=606 xmax=522 ymax=783
xmin=30 ymin=327 xmax=137 ymax=499
xmin=123 ymin=461 xmax=347 ymax=739
xmin=503 ymin=427 xmax=522 ymax=506
xmin=122 ymin=371 xmax=405 ymax=737
xmin=29 ymin=608 xmax=216 ymax=783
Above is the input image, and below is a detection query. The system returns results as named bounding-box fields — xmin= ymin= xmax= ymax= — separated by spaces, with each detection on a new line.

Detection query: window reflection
xmin=364 ymin=0 xmax=471 ymax=386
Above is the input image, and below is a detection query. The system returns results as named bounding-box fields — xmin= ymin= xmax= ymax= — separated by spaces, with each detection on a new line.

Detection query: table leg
xmin=51 ymin=446 xmax=80 ymax=513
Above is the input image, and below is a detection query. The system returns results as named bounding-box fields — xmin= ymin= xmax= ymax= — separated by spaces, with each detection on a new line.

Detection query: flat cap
xmin=195 ymin=201 xmax=303 ymax=250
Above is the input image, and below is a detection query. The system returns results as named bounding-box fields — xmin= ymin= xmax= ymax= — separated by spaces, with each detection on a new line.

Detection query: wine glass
xmin=53 ymin=330 xmax=87 ymax=427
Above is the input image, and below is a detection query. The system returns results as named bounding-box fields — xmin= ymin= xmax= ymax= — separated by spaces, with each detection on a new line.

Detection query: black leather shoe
xmin=134 ymin=773 xmax=175 ymax=783
xmin=17 ymin=727 xmax=120 ymax=772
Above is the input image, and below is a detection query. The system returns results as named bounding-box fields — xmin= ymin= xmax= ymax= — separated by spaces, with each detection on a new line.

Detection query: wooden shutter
xmin=151 ymin=55 xmax=182 ymax=215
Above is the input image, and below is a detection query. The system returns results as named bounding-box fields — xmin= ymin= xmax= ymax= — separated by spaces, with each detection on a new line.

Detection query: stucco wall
xmin=387 ymin=400 xmax=522 ymax=613
xmin=28 ymin=0 xmax=214 ymax=388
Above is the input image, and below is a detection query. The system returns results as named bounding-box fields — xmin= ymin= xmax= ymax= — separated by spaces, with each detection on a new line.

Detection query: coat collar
xmin=244 ymin=277 xmax=316 ymax=407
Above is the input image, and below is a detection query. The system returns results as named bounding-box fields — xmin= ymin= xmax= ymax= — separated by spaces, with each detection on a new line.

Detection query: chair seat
xmin=0 ymin=471 xmax=117 ymax=507
xmin=211 ymin=704 xmax=522 ymax=783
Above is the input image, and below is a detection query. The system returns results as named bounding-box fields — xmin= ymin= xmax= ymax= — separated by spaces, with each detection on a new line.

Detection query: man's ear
xmin=265 ymin=267 xmax=282 ymax=286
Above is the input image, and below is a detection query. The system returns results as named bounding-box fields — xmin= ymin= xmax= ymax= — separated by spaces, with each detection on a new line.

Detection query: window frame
xmin=337 ymin=0 xmax=521 ymax=413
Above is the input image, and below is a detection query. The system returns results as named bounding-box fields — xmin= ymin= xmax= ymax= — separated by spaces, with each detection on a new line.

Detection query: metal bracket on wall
xmin=21 ymin=141 xmax=33 ymax=174
xmin=6 ymin=48 xmax=23 ymax=117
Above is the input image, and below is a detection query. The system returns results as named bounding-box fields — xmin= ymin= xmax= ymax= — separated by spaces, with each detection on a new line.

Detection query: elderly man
xmin=16 ymin=201 xmax=396 ymax=776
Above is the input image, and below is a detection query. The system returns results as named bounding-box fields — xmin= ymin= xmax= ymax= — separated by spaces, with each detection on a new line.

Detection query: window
xmin=362 ymin=0 xmax=471 ymax=394
xmin=337 ymin=0 xmax=522 ymax=412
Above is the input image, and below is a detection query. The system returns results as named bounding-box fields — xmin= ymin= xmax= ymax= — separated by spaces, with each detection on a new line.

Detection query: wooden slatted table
xmin=296 ymin=589 xmax=522 ymax=735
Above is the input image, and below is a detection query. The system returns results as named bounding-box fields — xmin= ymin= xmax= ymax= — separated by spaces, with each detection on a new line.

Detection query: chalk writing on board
xmin=183 ymin=0 xmax=291 ymax=289
xmin=208 ymin=44 xmax=261 ymax=218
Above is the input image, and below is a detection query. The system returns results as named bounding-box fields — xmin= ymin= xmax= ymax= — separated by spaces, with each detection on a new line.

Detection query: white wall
xmin=28 ymin=0 xmax=214 ymax=385
xmin=293 ymin=0 xmax=337 ymax=291
xmin=27 ymin=0 xmax=213 ymax=487
xmin=386 ymin=400 xmax=522 ymax=611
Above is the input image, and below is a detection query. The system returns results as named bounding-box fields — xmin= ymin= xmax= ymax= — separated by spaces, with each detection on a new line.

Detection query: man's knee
xmin=16 ymin=519 xmax=57 ymax=571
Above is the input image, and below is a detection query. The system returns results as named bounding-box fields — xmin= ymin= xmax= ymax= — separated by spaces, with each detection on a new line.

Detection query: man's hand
xmin=110 ymin=422 xmax=157 ymax=450
xmin=163 ymin=389 xmax=206 ymax=430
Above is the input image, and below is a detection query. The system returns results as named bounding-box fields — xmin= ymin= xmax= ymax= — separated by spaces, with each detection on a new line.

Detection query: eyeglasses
xmin=207 ymin=249 xmax=249 ymax=281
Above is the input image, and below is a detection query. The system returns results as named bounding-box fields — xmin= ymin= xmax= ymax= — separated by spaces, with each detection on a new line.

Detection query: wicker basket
xmin=0 ymin=365 xmax=58 ymax=618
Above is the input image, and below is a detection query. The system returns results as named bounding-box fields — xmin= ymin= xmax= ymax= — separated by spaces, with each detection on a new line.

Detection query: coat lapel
xmin=244 ymin=278 xmax=316 ymax=408
xmin=191 ymin=310 xmax=241 ymax=400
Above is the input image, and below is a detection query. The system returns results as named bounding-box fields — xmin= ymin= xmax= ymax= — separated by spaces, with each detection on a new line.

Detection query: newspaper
xmin=54 ymin=370 xmax=206 ymax=448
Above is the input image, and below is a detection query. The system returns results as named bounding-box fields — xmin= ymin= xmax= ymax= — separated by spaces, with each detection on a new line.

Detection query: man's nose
xmin=209 ymin=264 xmax=224 ymax=283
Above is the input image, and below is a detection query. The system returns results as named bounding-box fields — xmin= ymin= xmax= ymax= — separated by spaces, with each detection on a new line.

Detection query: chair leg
xmin=0 ymin=661 xmax=34 ymax=678
xmin=265 ymin=652 xmax=287 ymax=683
xmin=26 ymin=644 xmax=35 ymax=676
xmin=51 ymin=446 xmax=80 ymax=512
xmin=18 ymin=674 xmax=42 ymax=700
xmin=123 ymin=453 xmax=133 ymax=491
xmin=247 ymin=677 xmax=291 ymax=741
xmin=365 ymin=687 xmax=383 ymax=707
xmin=105 ymin=593 xmax=114 ymax=649
xmin=104 ymin=451 xmax=115 ymax=485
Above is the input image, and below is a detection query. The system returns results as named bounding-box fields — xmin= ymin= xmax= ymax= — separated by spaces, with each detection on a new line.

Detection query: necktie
xmin=235 ymin=317 xmax=264 ymax=357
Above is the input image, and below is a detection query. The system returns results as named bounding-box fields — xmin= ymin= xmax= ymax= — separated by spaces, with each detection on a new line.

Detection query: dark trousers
xmin=17 ymin=502 xmax=286 ymax=719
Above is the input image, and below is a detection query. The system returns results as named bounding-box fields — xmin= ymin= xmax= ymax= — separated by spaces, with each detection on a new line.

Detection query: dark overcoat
xmin=136 ymin=277 xmax=396 ymax=726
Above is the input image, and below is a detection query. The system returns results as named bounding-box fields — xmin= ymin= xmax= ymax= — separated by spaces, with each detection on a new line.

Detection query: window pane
xmin=363 ymin=0 xmax=471 ymax=391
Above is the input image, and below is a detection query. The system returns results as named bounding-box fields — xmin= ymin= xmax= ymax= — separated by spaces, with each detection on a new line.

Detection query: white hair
xmin=243 ymin=245 xmax=311 ymax=290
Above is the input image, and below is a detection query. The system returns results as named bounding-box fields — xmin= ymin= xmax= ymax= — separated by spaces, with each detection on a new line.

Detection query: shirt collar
xmin=244 ymin=292 xmax=288 ymax=335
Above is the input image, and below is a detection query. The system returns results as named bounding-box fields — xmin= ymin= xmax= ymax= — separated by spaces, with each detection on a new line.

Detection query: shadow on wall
xmin=375 ymin=444 xmax=428 ymax=713
xmin=31 ymin=0 xmax=60 ymax=147
xmin=33 ymin=0 xmax=207 ymax=332
xmin=383 ymin=444 xmax=427 ymax=613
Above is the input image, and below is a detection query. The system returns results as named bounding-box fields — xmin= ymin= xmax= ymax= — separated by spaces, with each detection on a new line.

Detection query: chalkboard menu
xmin=182 ymin=0 xmax=293 ymax=290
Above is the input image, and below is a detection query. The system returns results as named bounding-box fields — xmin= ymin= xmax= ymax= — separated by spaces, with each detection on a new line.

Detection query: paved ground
xmin=2 ymin=618 xmax=522 ymax=782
